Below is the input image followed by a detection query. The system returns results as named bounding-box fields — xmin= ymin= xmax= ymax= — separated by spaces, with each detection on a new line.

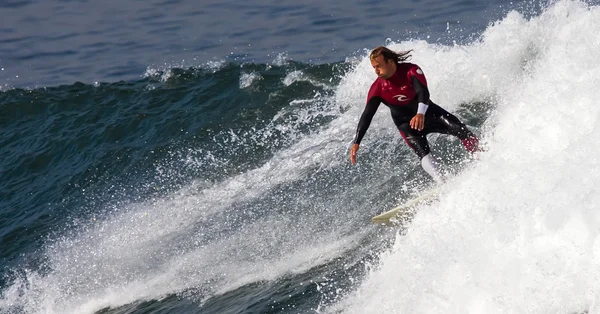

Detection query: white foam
xmin=239 ymin=71 xmax=262 ymax=88
xmin=282 ymin=70 xmax=334 ymax=90
xmin=0 ymin=52 xmax=359 ymax=314
xmin=335 ymin=1 xmax=600 ymax=313
xmin=272 ymin=52 xmax=290 ymax=66
xmin=143 ymin=59 xmax=226 ymax=82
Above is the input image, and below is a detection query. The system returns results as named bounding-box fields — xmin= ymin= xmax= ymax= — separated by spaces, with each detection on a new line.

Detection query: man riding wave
xmin=350 ymin=46 xmax=480 ymax=183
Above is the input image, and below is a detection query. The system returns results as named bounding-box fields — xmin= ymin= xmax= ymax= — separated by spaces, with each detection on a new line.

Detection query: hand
xmin=410 ymin=113 xmax=425 ymax=131
xmin=350 ymin=144 xmax=359 ymax=164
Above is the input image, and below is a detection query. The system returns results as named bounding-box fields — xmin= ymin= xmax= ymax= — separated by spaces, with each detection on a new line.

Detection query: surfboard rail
xmin=371 ymin=188 xmax=440 ymax=225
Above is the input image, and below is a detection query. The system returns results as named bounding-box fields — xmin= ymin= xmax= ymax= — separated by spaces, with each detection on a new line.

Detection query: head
xmin=369 ymin=46 xmax=412 ymax=79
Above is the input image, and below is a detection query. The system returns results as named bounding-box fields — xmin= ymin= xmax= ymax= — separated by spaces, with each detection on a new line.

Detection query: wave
xmin=335 ymin=1 xmax=600 ymax=313
xmin=3 ymin=0 xmax=581 ymax=311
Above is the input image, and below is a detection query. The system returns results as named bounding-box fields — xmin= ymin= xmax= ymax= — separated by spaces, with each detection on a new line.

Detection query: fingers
xmin=350 ymin=144 xmax=359 ymax=164
xmin=410 ymin=117 xmax=418 ymax=130
xmin=410 ymin=115 xmax=425 ymax=131
xmin=410 ymin=117 xmax=419 ymax=130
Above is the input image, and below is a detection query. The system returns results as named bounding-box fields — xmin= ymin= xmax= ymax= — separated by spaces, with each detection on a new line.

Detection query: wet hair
xmin=369 ymin=46 xmax=412 ymax=63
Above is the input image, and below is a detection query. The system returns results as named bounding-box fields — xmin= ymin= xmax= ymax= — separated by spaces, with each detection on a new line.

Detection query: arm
xmin=350 ymin=97 xmax=381 ymax=164
xmin=408 ymin=67 xmax=430 ymax=130
xmin=411 ymin=75 xmax=430 ymax=105
xmin=353 ymin=97 xmax=381 ymax=145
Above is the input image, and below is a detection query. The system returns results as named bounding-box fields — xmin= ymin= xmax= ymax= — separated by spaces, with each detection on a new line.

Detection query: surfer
xmin=350 ymin=46 xmax=480 ymax=183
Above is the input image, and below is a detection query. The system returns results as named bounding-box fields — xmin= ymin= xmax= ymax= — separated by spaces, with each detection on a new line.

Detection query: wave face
xmin=0 ymin=59 xmax=369 ymax=313
xmin=3 ymin=1 xmax=599 ymax=313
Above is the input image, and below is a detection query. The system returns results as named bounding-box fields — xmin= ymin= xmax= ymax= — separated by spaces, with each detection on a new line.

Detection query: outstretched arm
xmin=351 ymin=97 xmax=381 ymax=164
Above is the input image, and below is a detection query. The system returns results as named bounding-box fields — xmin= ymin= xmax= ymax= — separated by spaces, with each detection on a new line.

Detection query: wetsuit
xmin=353 ymin=62 xmax=479 ymax=159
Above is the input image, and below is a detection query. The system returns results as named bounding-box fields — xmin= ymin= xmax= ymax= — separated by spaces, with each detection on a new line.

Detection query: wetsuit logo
xmin=394 ymin=94 xmax=409 ymax=101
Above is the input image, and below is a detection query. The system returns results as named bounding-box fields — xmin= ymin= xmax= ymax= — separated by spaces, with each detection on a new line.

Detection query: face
xmin=370 ymin=55 xmax=396 ymax=79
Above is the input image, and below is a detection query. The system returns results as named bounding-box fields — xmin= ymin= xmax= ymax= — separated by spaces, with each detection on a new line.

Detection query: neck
xmin=385 ymin=62 xmax=398 ymax=79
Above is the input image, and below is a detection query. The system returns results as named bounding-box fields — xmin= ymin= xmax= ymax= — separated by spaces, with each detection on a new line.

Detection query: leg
xmin=425 ymin=103 xmax=480 ymax=153
xmin=397 ymin=122 xmax=429 ymax=159
xmin=397 ymin=122 xmax=443 ymax=183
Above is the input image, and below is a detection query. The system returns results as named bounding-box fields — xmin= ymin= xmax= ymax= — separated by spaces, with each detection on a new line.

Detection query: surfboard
xmin=371 ymin=187 xmax=440 ymax=225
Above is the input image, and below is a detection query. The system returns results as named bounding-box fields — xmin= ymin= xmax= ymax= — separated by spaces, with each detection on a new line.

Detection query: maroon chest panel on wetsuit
xmin=367 ymin=62 xmax=428 ymax=106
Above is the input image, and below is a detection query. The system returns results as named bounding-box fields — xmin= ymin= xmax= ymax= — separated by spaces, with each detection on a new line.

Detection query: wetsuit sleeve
xmin=411 ymin=75 xmax=430 ymax=105
xmin=407 ymin=66 xmax=430 ymax=105
xmin=353 ymin=96 xmax=381 ymax=145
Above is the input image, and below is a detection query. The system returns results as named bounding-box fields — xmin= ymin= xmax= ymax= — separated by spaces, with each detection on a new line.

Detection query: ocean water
xmin=1 ymin=0 xmax=527 ymax=88
xmin=2 ymin=0 xmax=600 ymax=313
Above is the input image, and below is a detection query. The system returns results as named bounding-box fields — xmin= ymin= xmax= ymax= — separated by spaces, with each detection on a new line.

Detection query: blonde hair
xmin=370 ymin=46 xmax=412 ymax=63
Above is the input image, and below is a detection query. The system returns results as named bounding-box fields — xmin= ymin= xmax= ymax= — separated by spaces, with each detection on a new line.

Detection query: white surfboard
xmin=371 ymin=188 xmax=440 ymax=225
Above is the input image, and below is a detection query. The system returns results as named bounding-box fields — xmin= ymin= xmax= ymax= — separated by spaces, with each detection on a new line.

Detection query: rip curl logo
xmin=394 ymin=94 xmax=408 ymax=102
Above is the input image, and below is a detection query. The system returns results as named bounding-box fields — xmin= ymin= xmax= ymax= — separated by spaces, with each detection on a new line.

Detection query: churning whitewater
xmin=336 ymin=1 xmax=600 ymax=313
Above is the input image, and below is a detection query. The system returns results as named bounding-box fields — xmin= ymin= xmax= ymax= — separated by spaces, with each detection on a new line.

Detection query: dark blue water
xmin=0 ymin=0 xmax=555 ymax=313
xmin=0 ymin=0 xmax=528 ymax=88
